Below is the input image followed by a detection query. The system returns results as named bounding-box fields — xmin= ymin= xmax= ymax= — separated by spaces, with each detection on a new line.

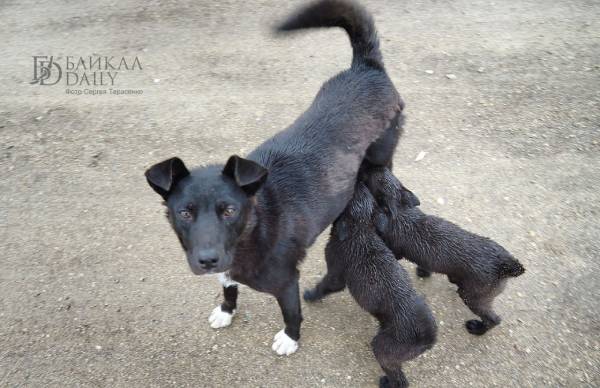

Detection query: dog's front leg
xmin=208 ymin=272 xmax=238 ymax=329
xmin=272 ymin=279 xmax=302 ymax=356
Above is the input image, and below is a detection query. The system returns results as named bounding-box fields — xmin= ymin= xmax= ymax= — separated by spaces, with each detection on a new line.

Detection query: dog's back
xmin=249 ymin=0 xmax=403 ymax=245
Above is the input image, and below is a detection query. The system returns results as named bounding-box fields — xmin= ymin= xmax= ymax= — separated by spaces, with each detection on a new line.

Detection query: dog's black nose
xmin=197 ymin=250 xmax=219 ymax=269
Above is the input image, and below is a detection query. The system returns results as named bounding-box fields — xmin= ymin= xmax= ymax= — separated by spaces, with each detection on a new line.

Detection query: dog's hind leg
xmin=458 ymin=287 xmax=502 ymax=335
xmin=364 ymin=112 xmax=404 ymax=169
xmin=208 ymin=272 xmax=238 ymax=329
xmin=371 ymin=331 xmax=411 ymax=388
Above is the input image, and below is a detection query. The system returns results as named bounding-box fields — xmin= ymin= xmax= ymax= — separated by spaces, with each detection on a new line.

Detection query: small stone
xmin=445 ymin=74 xmax=457 ymax=80
xmin=477 ymin=67 xmax=485 ymax=73
xmin=415 ymin=151 xmax=427 ymax=161
xmin=95 ymin=345 xmax=102 ymax=350
xmin=35 ymin=116 xmax=43 ymax=121
xmin=425 ymin=70 xmax=434 ymax=75
xmin=153 ymin=78 xmax=161 ymax=83
xmin=437 ymin=197 xmax=445 ymax=205
xmin=140 ymin=277 xmax=146 ymax=282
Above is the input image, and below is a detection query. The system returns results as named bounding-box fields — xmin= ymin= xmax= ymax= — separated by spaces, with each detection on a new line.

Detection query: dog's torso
xmin=386 ymin=208 xmax=515 ymax=285
xmin=249 ymin=68 xmax=401 ymax=246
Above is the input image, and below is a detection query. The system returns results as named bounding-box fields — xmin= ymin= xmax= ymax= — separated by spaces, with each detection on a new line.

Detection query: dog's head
xmin=145 ymin=155 xmax=268 ymax=275
xmin=362 ymin=166 xmax=420 ymax=232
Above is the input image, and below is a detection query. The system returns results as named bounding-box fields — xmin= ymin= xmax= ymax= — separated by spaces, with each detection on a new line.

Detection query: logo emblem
xmin=31 ymin=56 xmax=62 ymax=85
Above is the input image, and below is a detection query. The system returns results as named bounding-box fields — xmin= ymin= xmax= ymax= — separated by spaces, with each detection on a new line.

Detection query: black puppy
xmin=145 ymin=0 xmax=403 ymax=355
xmin=364 ymin=167 xmax=525 ymax=335
xmin=305 ymin=184 xmax=436 ymax=388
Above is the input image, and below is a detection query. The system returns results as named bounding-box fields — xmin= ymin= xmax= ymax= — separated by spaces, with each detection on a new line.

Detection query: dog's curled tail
xmin=497 ymin=255 xmax=525 ymax=278
xmin=276 ymin=0 xmax=383 ymax=70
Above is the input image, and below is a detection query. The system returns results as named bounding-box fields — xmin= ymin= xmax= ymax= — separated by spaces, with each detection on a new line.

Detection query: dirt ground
xmin=1 ymin=0 xmax=599 ymax=386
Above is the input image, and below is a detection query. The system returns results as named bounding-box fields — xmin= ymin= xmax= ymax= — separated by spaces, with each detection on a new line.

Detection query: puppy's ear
xmin=334 ymin=220 xmax=349 ymax=241
xmin=374 ymin=210 xmax=389 ymax=234
xmin=223 ymin=155 xmax=268 ymax=196
xmin=145 ymin=157 xmax=190 ymax=200
xmin=400 ymin=186 xmax=420 ymax=208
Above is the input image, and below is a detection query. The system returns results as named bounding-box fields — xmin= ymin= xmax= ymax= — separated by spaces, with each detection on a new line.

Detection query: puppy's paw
xmin=416 ymin=267 xmax=432 ymax=278
xmin=272 ymin=329 xmax=298 ymax=356
xmin=465 ymin=319 xmax=488 ymax=335
xmin=208 ymin=306 xmax=235 ymax=329
xmin=379 ymin=376 xmax=391 ymax=388
xmin=303 ymin=288 xmax=321 ymax=302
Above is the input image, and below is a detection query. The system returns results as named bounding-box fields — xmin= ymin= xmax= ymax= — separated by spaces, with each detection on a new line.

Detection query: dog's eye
xmin=222 ymin=205 xmax=237 ymax=218
xmin=178 ymin=209 xmax=192 ymax=220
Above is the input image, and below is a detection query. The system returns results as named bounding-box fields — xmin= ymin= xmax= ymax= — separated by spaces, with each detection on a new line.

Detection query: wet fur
xmin=305 ymin=184 xmax=436 ymax=387
xmin=364 ymin=167 xmax=525 ymax=335
xmin=145 ymin=0 xmax=404 ymax=345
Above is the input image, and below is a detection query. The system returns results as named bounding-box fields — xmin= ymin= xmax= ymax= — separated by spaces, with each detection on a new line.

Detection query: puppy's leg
xmin=458 ymin=287 xmax=502 ymax=335
xmin=304 ymin=272 xmax=345 ymax=302
xmin=305 ymin=243 xmax=346 ymax=302
xmin=415 ymin=266 xmax=432 ymax=278
xmin=272 ymin=278 xmax=303 ymax=356
xmin=371 ymin=332 xmax=410 ymax=388
xmin=208 ymin=272 xmax=238 ymax=329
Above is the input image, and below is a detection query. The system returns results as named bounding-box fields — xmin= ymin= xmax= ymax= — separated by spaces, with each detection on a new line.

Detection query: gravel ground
xmin=1 ymin=0 xmax=599 ymax=387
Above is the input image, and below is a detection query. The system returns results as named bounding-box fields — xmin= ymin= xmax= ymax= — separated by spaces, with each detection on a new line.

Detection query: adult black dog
xmin=145 ymin=0 xmax=403 ymax=355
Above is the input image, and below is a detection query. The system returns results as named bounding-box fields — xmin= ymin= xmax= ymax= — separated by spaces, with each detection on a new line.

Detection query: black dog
xmin=145 ymin=0 xmax=403 ymax=355
xmin=364 ymin=167 xmax=525 ymax=335
xmin=305 ymin=183 xmax=436 ymax=388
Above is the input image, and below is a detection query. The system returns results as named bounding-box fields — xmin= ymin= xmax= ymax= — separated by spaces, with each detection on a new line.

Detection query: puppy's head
xmin=334 ymin=183 xmax=376 ymax=241
xmin=145 ymin=155 xmax=268 ymax=275
xmin=362 ymin=166 xmax=420 ymax=232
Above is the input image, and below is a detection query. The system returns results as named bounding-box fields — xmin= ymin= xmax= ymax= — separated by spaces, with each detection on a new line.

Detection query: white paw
xmin=271 ymin=329 xmax=298 ymax=356
xmin=208 ymin=306 xmax=235 ymax=329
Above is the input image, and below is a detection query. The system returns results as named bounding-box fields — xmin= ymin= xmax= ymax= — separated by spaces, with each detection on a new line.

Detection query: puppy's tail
xmin=275 ymin=0 xmax=383 ymax=70
xmin=497 ymin=255 xmax=525 ymax=278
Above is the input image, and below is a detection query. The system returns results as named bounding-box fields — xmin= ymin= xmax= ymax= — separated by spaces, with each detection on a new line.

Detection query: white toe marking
xmin=271 ymin=329 xmax=298 ymax=356
xmin=218 ymin=272 xmax=238 ymax=288
xmin=208 ymin=305 xmax=235 ymax=329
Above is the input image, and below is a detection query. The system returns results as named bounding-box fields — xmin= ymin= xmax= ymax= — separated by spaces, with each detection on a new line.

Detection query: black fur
xmin=364 ymin=167 xmax=526 ymax=335
xmin=305 ymin=184 xmax=436 ymax=388
xmin=145 ymin=0 xmax=403 ymax=345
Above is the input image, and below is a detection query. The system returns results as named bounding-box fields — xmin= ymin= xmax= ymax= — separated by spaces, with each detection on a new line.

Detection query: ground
xmin=1 ymin=0 xmax=599 ymax=387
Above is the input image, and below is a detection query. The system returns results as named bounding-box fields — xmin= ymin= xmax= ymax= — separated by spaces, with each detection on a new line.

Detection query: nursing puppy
xmin=364 ymin=167 xmax=525 ymax=335
xmin=305 ymin=184 xmax=436 ymax=388
xmin=144 ymin=0 xmax=403 ymax=355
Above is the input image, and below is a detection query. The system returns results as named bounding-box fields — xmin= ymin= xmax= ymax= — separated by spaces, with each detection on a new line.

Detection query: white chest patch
xmin=272 ymin=329 xmax=298 ymax=356
xmin=217 ymin=272 xmax=238 ymax=288
xmin=208 ymin=305 xmax=235 ymax=329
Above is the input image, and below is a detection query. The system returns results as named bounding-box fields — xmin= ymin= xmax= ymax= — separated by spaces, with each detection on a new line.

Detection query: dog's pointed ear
xmin=223 ymin=155 xmax=268 ymax=196
xmin=400 ymin=185 xmax=420 ymax=208
xmin=145 ymin=157 xmax=190 ymax=200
